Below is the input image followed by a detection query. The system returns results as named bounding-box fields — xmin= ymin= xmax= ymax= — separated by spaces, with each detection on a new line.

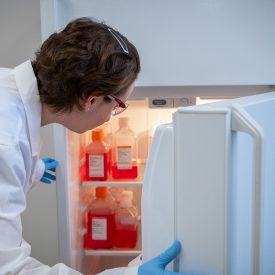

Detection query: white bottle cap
xmin=120 ymin=197 xmax=132 ymax=208
xmin=119 ymin=117 xmax=129 ymax=129
xmin=121 ymin=190 xmax=133 ymax=201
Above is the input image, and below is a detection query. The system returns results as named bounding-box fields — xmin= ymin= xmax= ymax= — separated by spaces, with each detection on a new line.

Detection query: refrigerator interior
xmin=55 ymin=96 xmax=225 ymax=274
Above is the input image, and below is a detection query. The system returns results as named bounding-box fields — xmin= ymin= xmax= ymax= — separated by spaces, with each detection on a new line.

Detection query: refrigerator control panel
xmin=149 ymin=97 xmax=196 ymax=108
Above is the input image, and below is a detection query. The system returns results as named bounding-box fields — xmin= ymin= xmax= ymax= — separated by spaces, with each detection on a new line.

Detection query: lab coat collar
xmin=14 ymin=60 xmax=41 ymax=156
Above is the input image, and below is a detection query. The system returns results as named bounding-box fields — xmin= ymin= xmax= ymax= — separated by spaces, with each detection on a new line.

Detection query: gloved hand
xmin=138 ymin=240 xmax=208 ymax=275
xmin=40 ymin=157 xmax=59 ymax=184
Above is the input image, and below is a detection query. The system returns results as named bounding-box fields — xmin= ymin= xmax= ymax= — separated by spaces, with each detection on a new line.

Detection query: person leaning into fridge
xmin=0 ymin=17 xmax=207 ymax=275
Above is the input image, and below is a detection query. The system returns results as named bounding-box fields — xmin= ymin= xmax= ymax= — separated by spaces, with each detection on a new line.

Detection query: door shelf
xmin=81 ymin=181 xmax=143 ymax=187
xmin=84 ymin=249 xmax=142 ymax=257
xmin=81 ymin=163 xmax=146 ymax=187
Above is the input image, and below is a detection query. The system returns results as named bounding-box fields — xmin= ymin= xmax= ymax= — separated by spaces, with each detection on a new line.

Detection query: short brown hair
xmin=32 ymin=17 xmax=140 ymax=112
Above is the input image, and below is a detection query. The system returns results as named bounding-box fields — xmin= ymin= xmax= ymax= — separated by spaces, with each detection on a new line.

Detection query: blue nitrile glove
xmin=40 ymin=157 xmax=59 ymax=184
xmin=138 ymin=240 xmax=208 ymax=275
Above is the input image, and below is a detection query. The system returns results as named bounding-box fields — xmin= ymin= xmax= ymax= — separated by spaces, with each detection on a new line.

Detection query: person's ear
xmin=84 ymin=96 xmax=96 ymax=112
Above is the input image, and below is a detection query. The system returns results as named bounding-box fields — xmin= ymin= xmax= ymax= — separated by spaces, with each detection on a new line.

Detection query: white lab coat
xmin=0 ymin=61 xmax=139 ymax=275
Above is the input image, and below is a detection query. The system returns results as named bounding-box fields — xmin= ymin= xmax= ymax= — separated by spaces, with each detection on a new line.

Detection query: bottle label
xmin=89 ymin=155 xmax=104 ymax=177
xmin=117 ymin=146 xmax=132 ymax=169
xmin=92 ymin=217 xmax=107 ymax=240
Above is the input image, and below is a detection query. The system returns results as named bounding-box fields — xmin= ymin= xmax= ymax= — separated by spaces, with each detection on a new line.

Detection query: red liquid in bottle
xmin=84 ymin=187 xmax=115 ymax=249
xmin=114 ymin=192 xmax=138 ymax=248
xmin=111 ymin=163 xmax=138 ymax=179
xmin=114 ymin=224 xmax=137 ymax=248
xmin=112 ymin=118 xmax=138 ymax=179
xmin=84 ymin=213 xmax=115 ymax=249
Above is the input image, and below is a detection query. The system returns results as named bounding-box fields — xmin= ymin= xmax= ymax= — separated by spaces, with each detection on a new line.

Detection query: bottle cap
xmin=121 ymin=190 xmax=133 ymax=201
xmin=95 ymin=187 xmax=108 ymax=198
xmin=91 ymin=129 xmax=104 ymax=141
xmin=119 ymin=117 xmax=129 ymax=129
xmin=120 ymin=197 xmax=132 ymax=208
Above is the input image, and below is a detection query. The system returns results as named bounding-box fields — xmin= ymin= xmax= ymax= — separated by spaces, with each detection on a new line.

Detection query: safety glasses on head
xmin=106 ymin=95 xmax=129 ymax=116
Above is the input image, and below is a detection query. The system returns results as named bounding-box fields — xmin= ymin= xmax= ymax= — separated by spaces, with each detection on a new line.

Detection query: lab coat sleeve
xmin=0 ymin=140 xmax=81 ymax=274
xmin=0 ymin=239 xmax=140 ymax=275
xmin=0 ymin=141 xmax=26 ymax=249
xmin=0 ymin=239 xmax=139 ymax=275
xmin=0 ymin=240 xmax=82 ymax=275
xmin=33 ymin=158 xmax=45 ymax=183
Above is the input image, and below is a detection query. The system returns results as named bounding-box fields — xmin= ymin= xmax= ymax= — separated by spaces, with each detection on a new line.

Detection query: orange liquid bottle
xmin=85 ymin=129 xmax=109 ymax=181
xmin=112 ymin=117 xmax=138 ymax=179
xmin=84 ymin=187 xmax=115 ymax=249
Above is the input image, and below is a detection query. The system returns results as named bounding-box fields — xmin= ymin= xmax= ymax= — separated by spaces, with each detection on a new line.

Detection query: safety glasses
xmin=106 ymin=95 xmax=129 ymax=116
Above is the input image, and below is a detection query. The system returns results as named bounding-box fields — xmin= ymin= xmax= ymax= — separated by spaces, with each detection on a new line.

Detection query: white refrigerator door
xmin=174 ymin=92 xmax=275 ymax=275
xmin=174 ymin=107 xmax=232 ymax=274
xmin=142 ymin=92 xmax=275 ymax=275
xmin=142 ymin=123 xmax=175 ymax=271
xmin=229 ymin=93 xmax=275 ymax=275
xmin=54 ymin=125 xmax=83 ymax=270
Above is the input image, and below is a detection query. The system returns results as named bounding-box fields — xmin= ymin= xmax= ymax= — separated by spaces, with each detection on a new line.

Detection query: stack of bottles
xmin=84 ymin=187 xmax=138 ymax=249
xmin=85 ymin=117 xmax=138 ymax=180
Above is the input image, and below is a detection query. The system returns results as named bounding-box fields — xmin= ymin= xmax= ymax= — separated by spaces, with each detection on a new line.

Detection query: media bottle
xmin=84 ymin=187 xmax=115 ymax=249
xmin=85 ymin=129 xmax=109 ymax=181
xmin=120 ymin=190 xmax=138 ymax=217
xmin=114 ymin=190 xmax=138 ymax=248
xmin=112 ymin=117 xmax=138 ymax=179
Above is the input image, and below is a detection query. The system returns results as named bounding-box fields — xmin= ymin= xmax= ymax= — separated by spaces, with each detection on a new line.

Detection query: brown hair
xmin=32 ymin=17 xmax=140 ymax=113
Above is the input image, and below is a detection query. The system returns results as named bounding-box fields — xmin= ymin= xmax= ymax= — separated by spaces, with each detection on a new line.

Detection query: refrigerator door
xmin=142 ymin=92 xmax=275 ymax=274
xmin=174 ymin=92 xmax=275 ymax=275
xmin=174 ymin=107 xmax=232 ymax=274
xmin=54 ymin=125 xmax=84 ymax=270
xmin=229 ymin=93 xmax=275 ymax=275
xmin=142 ymin=123 xmax=175 ymax=271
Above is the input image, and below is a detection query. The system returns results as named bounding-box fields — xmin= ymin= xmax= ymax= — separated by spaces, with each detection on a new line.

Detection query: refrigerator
xmin=142 ymin=92 xmax=275 ymax=275
xmin=40 ymin=1 xmax=275 ymax=274
xmin=54 ymin=91 xmax=275 ymax=275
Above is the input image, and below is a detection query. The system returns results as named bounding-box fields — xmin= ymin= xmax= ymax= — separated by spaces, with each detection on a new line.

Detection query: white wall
xmin=0 ymin=0 xmax=59 ymax=266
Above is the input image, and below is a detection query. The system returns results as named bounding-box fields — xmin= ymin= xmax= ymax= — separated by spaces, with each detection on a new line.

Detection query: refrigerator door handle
xmin=231 ymin=104 xmax=264 ymax=275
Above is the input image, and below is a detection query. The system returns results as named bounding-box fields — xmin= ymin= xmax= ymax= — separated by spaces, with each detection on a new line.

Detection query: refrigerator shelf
xmin=84 ymin=249 xmax=142 ymax=257
xmin=81 ymin=181 xmax=143 ymax=187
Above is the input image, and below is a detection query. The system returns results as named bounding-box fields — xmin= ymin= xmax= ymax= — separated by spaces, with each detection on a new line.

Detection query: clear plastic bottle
xmin=120 ymin=190 xmax=138 ymax=217
xmin=84 ymin=187 xmax=115 ymax=249
xmin=114 ymin=191 xmax=138 ymax=248
xmin=85 ymin=129 xmax=109 ymax=181
xmin=103 ymin=122 xmax=113 ymax=176
xmin=112 ymin=117 xmax=138 ymax=179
